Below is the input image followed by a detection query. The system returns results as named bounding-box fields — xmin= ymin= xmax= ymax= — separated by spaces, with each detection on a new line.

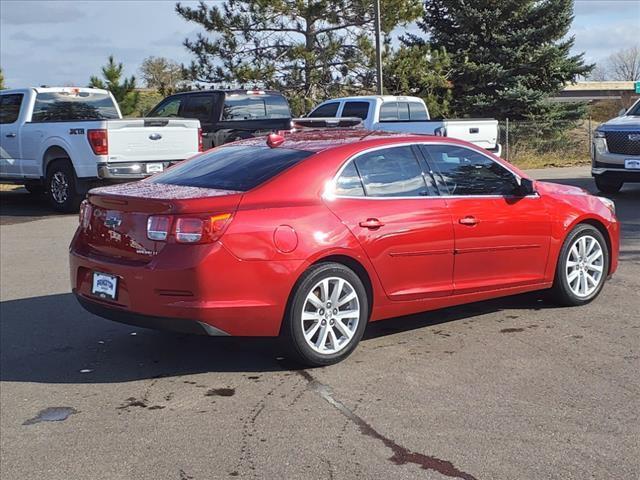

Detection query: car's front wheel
xmin=552 ymin=224 xmax=609 ymax=306
xmin=595 ymin=176 xmax=622 ymax=194
xmin=283 ymin=262 xmax=368 ymax=367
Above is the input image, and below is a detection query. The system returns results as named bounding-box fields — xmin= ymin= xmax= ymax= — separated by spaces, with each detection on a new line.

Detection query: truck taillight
xmin=147 ymin=215 xmax=171 ymax=241
xmin=198 ymin=128 xmax=204 ymax=152
xmin=87 ymin=129 xmax=108 ymax=155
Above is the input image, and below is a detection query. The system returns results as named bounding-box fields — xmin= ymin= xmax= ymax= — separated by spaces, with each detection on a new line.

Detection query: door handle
xmin=359 ymin=218 xmax=385 ymax=229
xmin=459 ymin=216 xmax=478 ymax=226
xmin=5 ymin=133 xmax=16 ymax=138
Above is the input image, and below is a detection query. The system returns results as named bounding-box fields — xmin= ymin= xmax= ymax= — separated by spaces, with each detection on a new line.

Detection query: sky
xmin=0 ymin=0 xmax=639 ymax=88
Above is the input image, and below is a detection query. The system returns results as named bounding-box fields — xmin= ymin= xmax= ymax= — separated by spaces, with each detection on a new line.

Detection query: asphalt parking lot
xmin=1 ymin=167 xmax=638 ymax=480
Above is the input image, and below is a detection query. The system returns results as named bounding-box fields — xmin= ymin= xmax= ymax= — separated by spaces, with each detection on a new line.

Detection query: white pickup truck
xmin=0 ymin=87 xmax=201 ymax=211
xmin=307 ymin=95 xmax=501 ymax=156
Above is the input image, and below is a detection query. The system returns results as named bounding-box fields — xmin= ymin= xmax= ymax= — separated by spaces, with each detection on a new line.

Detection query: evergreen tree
xmin=383 ymin=45 xmax=453 ymax=117
xmin=89 ymin=56 xmax=140 ymax=116
xmin=175 ymin=0 xmax=422 ymax=114
xmin=408 ymin=0 xmax=593 ymax=121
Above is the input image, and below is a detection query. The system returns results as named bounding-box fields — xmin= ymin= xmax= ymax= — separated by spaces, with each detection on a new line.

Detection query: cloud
xmin=0 ymin=0 xmax=87 ymax=25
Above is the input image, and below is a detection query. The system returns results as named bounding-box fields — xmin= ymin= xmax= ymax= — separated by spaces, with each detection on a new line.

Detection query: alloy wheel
xmin=301 ymin=277 xmax=360 ymax=355
xmin=50 ymin=171 xmax=69 ymax=204
xmin=565 ymin=235 xmax=604 ymax=298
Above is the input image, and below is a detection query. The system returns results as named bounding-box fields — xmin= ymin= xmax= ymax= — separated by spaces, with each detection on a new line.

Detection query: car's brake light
xmin=175 ymin=213 xmax=233 ymax=244
xmin=147 ymin=215 xmax=171 ymax=241
xmin=79 ymin=200 xmax=92 ymax=228
xmin=198 ymin=128 xmax=204 ymax=152
xmin=87 ymin=129 xmax=108 ymax=155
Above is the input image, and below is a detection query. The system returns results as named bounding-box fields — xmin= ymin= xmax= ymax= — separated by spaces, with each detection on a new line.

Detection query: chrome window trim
xmin=326 ymin=141 xmax=539 ymax=200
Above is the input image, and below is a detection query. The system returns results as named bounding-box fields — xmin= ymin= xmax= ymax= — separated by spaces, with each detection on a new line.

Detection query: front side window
xmin=341 ymin=101 xmax=370 ymax=120
xmin=31 ymin=91 xmax=119 ymax=122
xmin=422 ymin=145 xmax=519 ymax=196
xmin=150 ymin=146 xmax=312 ymax=191
xmin=0 ymin=94 xmax=24 ymax=124
xmin=353 ymin=146 xmax=430 ymax=197
xmin=308 ymin=102 xmax=339 ymax=118
xmin=149 ymin=97 xmax=183 ymax=117
xmin=222 ymin=94 xmax=291 ymax=121
xmin=335 ymin=162 xmax=365 ymax=197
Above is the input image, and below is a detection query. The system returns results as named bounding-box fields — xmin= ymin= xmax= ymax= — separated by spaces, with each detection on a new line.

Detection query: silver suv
xmin=592 ymin=98 xmax=640 ymax=193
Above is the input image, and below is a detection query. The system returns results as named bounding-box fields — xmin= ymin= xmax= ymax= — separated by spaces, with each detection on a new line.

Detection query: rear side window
xmin=353 ymin=146 xmax=430 ymax=197
xmin=307 ymin=102 xmax=339 ymax=118
xmin=149 ymin=96 xmax=183 ymax=117
xmin=182 ymin=95 xmax=212 ymax=122
xmin=31 ymin=91 xmax=119 ymax=122
xmin=422 ymin=145 xmax=519 ymax=196
xmin=341 ymin=101 xmax=370 ymax=120
xmin=222 ymin=94 xmax=290 ymax=120
xmin=150 ymin=146 xmax=313 ymax=191
xmin=0 ymin=94 xmax=23 ymax=124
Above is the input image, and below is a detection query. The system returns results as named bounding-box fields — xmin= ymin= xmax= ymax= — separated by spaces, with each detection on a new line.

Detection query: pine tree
xmin=175 ymin=0 xmax=422 ymax=114
xmin=383 ymin=45 xmax=453 ymax=117
xmin=408 ymin=0 xmax=593 ymax=121
xmin=89 ymin=56 xmax=140 ymax=116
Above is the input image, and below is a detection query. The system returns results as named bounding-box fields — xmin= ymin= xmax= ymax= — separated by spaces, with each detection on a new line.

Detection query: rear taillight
xmin=87 ymin=129 xmax=108 ymax=155
xmin=147 ymin=215 xmax=171 ymax=241
xmin=148 ymin=213 xmax=233 ymax=244
xmin=79 ymin=200 xmax=92 ymax=228
xmin=198 ymin=128 xmax=204 ymax=152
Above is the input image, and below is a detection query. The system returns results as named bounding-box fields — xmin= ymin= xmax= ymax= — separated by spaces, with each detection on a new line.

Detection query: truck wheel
xmin=46 ymin=160 xmax=83 ymax=213
xmin=595 ymin=176 xmax=622 ymax=194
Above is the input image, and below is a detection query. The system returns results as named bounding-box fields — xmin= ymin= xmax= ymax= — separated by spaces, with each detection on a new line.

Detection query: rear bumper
xmin=76 ymin=294 xmax=229 ymax=335
xmin=69 ymin=240 xmax=306 ymax=337
xmin=97 ymin=160 xmax=179 ymax=179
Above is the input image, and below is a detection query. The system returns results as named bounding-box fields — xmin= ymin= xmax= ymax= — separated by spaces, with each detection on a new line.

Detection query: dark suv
xmin=147 ymin=89 xmax=292 ymax=149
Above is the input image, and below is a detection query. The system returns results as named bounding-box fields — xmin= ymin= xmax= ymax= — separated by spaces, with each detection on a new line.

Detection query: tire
xmin=45 ymin=160 xmax=83 ymax=213
xmin=595 ymin=176 xmax=622 ymax=194
xmin=552 ymin=224 xmax=609 ymax=306
xmin=282 ymin=262 xmax=369 ymax=367
xmin=24 ymin=183 xmax=45 ymax=195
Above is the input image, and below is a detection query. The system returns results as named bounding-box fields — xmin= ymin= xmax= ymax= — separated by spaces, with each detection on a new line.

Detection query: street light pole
xmin=374 ymin=0 xmax=383 ymax=95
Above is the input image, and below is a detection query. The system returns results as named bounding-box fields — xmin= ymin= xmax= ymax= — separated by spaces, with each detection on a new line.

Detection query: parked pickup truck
xmin=0 ymin=87 xmax=201 ymax=212
xmin=592 ymin=97 xmax=640 ymax=193
xmin=307 ymin=95 xmax=501 ymax=155
xmin=147 ymin=89 xmax=292 ymax=150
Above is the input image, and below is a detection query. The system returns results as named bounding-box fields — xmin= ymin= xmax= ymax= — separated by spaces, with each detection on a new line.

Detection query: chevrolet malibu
xmin=70 ymin=130 xmax=619 ymax=366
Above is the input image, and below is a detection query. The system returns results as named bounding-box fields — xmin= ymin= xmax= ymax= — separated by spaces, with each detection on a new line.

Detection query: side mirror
xmin=516 ymin=177 xmax=536 ymax=196
xmin=618 ymin=108 xmax=627 ymax=116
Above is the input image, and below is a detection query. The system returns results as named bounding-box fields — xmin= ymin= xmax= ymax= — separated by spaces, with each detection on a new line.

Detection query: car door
xmin=420 ymin=144 xmax=551 ymax=294
xmin=0 ymin=93 xmax=25 ymax=178
xmin=325 ymin=144 xmax=455 ymax=301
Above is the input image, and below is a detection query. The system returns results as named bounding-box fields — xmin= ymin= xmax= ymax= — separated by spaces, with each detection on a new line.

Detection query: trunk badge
xmin=149 ymin=133 xmax=162 ymax=141
xmin=104 ymin=215 xmax=122 ymax=229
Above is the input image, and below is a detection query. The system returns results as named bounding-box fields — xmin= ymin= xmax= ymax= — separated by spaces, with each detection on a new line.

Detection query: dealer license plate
xmin=92 ymin=272 xmax=118 ymax=300
xmin=146 ymin=163 xmax=164 ymax=174
xmin=625 ymin=159 xmax=640 ymax=170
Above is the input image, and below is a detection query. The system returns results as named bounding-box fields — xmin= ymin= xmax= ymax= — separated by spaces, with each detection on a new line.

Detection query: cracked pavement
xmin=1 ymin=167 xmax=638 ymax=479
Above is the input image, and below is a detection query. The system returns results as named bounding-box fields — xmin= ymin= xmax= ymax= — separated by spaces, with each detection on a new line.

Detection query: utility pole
xmin=374 ymin=0 xmax=383 ymax=95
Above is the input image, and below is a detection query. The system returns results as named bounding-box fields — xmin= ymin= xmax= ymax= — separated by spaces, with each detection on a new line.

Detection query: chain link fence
xmin=499 ymin=118 xmax=596 ymax=168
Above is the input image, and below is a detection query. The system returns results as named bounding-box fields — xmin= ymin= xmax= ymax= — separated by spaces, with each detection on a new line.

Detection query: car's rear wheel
xmin=595 ymin=176 xmax=622 ymax=194
xmin=46 ymin=160 xmax=83 ymax=213
xmin=552 ymin=224 xmax=609 ymax=306
xmin=283 ymin=262 xmax=368 ymax=367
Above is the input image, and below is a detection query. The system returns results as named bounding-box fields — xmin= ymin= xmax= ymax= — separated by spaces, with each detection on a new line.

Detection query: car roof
xmin=168 ymin=89 xmax=286 ymax=97
xmin=316 ymin=95 xmax=424 ymax=104
xmin=233 ymin=129 xmax=439 ymax=153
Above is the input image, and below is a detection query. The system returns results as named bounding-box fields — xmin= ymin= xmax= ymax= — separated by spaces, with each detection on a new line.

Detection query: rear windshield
xmin=31 ymin=91 xmax=120 ymax=122
xmin=150 ymin=145 xmax=313 ymax=191
xmin=222 ymin=93 xmax=291 ymax=121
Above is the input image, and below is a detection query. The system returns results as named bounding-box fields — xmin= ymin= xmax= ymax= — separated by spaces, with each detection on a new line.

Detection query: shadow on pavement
xmin=0 ymin=290 xmax=555 ymax=384
xmin=0 ymin=188 xmax=74 ymax=225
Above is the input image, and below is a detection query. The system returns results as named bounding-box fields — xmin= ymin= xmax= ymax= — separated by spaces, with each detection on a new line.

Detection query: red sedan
xmin=70 ymin=130 xmax=619 ymax=366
